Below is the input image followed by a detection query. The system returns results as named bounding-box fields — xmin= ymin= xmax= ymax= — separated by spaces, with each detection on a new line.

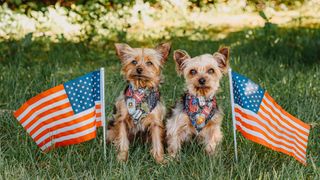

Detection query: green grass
xmin=0 ymin=26 xmax=319 ymax=179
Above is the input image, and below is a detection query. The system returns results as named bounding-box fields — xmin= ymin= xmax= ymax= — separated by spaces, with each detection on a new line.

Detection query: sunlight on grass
xmin=1 ymin=0 xmax=320 ymax=43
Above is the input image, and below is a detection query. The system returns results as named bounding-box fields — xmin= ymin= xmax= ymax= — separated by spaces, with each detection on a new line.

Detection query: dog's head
xmin=115 ymin=43 xmax=171 ymax=88
xmin=173 ymin=47 xmax=229 ymax=97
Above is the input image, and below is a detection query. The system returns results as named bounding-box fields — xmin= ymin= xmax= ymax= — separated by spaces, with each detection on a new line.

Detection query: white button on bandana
xmin=127 ymin=98 xmax=136 ymax=115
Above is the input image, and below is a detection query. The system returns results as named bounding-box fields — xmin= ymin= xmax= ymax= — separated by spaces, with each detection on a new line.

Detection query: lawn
xmin=0 ymin=26 xmax=319 ymax=179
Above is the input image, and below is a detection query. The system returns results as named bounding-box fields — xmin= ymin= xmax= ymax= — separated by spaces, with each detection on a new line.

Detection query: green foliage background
xmin=1 ymin=0 xmax=306 ymax=9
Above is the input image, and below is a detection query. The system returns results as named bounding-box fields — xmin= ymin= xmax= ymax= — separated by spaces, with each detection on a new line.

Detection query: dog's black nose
xmin=198 ymin=78 xmax=206 ymax=85
xmin=136 ymin=68 xmax=143 ymax=74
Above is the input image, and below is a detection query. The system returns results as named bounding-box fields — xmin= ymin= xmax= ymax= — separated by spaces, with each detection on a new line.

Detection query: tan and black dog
xmin=166 ymin=47 xmax=229 ymax=158
xmin=107 ymin=43 xmax=171 ymax=163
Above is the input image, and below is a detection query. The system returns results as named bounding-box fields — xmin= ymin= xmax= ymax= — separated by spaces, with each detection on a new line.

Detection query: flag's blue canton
xmin=232 ymin=71 xmax=265 ymax=113
xmin=63 ymin=71 xmax=101 ymax=114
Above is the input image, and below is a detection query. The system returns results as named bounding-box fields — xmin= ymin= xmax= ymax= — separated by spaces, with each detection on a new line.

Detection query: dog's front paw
xmin=167 ymin=147 xmax=178 ymax=159
xmin=154 ymin=155 xmax=164 ymax=164
xmin=150 ymin=149 xmax=164 ymax=164
xmin=117 ymin=151 xmax=128 ymax=162
xmin=204 ymin=143 xmax=217 ymax=156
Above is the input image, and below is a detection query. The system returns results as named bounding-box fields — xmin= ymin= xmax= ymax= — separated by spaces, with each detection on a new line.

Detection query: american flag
xmin=231 ymin=71 xmax=310 ymax=165
xmin=14 ymin=70 xmax=103 ymax=151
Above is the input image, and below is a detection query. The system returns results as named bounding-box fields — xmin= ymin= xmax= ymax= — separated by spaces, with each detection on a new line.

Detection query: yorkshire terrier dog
xmin=107 ymin=42 xmax=171 ymax=163
xmin=166 ymin=47 xmax=229 ymax=158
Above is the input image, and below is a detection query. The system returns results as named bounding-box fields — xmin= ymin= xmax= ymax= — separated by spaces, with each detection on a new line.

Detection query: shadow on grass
xmin=1 ymin=26 xmax=319 ymax=66
xmin=171 ymin=26 xmax=320 ymax=66
xmin=0 ymin=25 xmax=319 ymax=108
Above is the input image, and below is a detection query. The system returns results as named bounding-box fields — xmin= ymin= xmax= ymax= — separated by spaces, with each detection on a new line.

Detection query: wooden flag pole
xmin=228 ymin=68 xmax=238 ymax=162
xmin=100 ymin=68 xmax=107 ymax=159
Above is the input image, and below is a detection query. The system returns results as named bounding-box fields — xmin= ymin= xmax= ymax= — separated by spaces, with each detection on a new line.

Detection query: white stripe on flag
xmin=21 ymin=98 xmax=69 ymax=127
xmin=27 ymin=107 xmax=73 ymax=133
xmin=235 ymin=107 xmax=306 ymax=157
xmin=260 ymin=102 xmax=308 ymax=140
xmin=40 ymin=126 xmax=96 ymax=150
xmin=236 ymin=104 xmax=308 ymax=147
xmin=263 ymin=97 xmax=309 ymax=133
xmin=36 ymin=112 xmax=96 ymax=145
xmin=17 ymin=90 xmax=65 ymax=120
xmin=236 ymin=121 xmax=306 ymax=162
xmin=31 ymin=107 xmax=95 ymax=139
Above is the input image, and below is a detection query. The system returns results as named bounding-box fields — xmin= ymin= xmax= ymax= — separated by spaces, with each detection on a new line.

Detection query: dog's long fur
xmin=166 ymin=47 xmax=230 ymax=157
xmin=107 ymin=43 xmax=171 ymax=163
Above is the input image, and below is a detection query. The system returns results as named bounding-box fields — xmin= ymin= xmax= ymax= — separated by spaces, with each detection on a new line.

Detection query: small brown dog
xmin=107 ymin=43 xmax=171 ymax=163
xmin=166 ymin=47 xmax=229 ymax=158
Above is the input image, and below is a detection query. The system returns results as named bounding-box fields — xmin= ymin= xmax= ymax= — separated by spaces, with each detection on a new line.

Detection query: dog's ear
xmin=213 ymin=47 xmax=230 ymax=74
xmin=114 ymin=43 xmax=133 ymax=62
xmin=155 ymin=42 xmax=171 ymax=63
xmin=174 ymin=50 xmax=190 ymax=75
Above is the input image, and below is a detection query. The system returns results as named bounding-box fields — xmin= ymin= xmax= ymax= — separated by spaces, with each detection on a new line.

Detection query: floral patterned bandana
xmin=125 ymin=84 xmax=160 ymax=124
xmin=183 ymin=93 xmax=218 ymax=132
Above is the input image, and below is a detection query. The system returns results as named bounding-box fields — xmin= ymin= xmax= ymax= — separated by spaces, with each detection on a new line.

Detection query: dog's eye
xmin=146 ymin=61 xmax=153 ymax=66
xmin=131 ymin=60 xmax=137 ymax=65
xmin=208 ymin=68 xmax=215 ymax=74
xmin=190 ymin=69 xmax=197 ymax=75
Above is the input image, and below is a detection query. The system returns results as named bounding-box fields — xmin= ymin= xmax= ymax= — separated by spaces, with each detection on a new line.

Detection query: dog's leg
xmin=106 ymin=121 xmax=116 ymax=143
xmin=166 ymin=128 xmax=182 ymax=158
xmin=114 ymin=118 xmax=130 ymax=162
xmin=144 ymin=105 xmax=165 ymax=163
xmin=111 ymin=97 xmax=132 ymax=162
xmin=199 ymin=116 xmax=223 ymax=155
xmin=149 ymin=123 xmax=164 ymax=163
xmin=106 ymin=128 xmax=115 ymax=143
xmin=166 ymin=113 xmax=192 ymax=158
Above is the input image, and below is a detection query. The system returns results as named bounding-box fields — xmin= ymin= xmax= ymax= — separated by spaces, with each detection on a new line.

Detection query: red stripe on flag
xmin=29 ymin=110 xmax=74 ymax=136
xmin=44 ymin=131 xmax=97 ymax=151
xmin=95 ymin=104 xmax=101 ymax=109
xmin=235 ymin=107 xmax=307 ymax=153
xmin=235 ymin=116 xmax=306 ymax=160
xmin=259 ymin=105 xmax=308 ymax=142
xmin=14 ymin=85 xmax=64 ymax=118
xmin=38 ymin=120 xmax=97 ymax=148
xmin=54 ymin=131 xmax=96 ymax=148
xmin=95 ymin=102 xmax=103 ymax=127
xmin=257 ymin=110 xmax=307 ymax=148
xmin=264 ymin=93 xmax=310 ymax=130
xmin=262 ymin=98 xmax=309 ymax=137
xmin=18 ymin=94 xmax=68 ymax=124
xmin=96 ymin=121 xmax=102 ymax=127
xmin=236 ymin=123 xmax=306 ymax=165
xmin=24 ymin=102 xmax=72 ymax=130
xmin=33 ymin=111 xmax=96 ymax=142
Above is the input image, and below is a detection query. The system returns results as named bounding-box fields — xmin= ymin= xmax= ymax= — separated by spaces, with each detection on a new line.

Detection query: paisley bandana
xmin=125 ymin=84 xmax=160 ymax=124
xmin=183 ymin=93 xmax=218 ymax=132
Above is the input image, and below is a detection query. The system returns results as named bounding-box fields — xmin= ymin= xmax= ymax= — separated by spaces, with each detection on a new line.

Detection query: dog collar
xmin=125 ymin=84 xmax=160 ymax=124
xmin=183 ymin=93 xmax=218 ymax=132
